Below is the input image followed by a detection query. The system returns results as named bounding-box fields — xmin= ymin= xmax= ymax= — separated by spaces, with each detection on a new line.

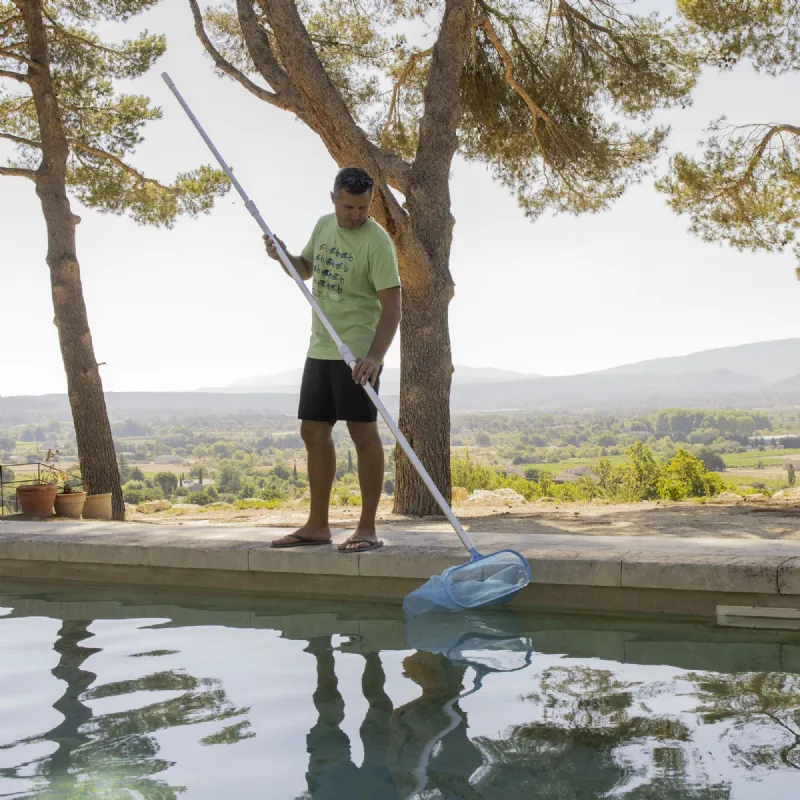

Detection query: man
xmin=264 ymin=167 xmax=401 ymax=552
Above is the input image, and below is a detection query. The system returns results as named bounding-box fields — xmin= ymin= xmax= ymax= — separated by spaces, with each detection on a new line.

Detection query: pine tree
xmin=1 ymin=0 xmax=229 ymax=519
xmin=661 ymin=2 xmax=799 ymax=275
xmin=190 ymin=0 xmax=698 ymax=513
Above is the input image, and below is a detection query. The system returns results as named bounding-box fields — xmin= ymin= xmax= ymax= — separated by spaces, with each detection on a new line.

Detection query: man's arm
xmin=353 ymin=286 xmax=402 ymax=386
xmin=263 ymin=235 xmax=313 ymax=281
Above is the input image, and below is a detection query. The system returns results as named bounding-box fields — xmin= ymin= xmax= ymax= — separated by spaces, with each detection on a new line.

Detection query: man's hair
xmin=333 ymin=167 xmax=374 ymax=197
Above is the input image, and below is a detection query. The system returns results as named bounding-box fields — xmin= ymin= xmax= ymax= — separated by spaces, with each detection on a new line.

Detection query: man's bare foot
xmin=271 ymin=522 xmax=331 ymax=548
xmin=338 ymin=523 xmax=380 ymax=552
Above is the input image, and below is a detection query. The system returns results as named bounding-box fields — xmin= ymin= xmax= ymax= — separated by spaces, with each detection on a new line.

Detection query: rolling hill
xmin=3 ymin=338 xmax=799 ymax=423
xmin=597 ymin=338 xmax=800 ymax=383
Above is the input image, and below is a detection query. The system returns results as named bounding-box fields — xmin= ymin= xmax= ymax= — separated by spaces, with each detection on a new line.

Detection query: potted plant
xmin=40 ymin=450 xmax=87 ymax=519
xmin=82 ymin=491 xmax=113 ymax=520
xmin=16 ymin=479 xmax=58 ymax=517
xmin=53 ymin=478 xmax=87 ymax=519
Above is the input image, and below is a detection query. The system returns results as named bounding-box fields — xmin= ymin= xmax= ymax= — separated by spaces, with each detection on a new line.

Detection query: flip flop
xmin=337 ymin=538 xmax=384 ymax=553
xmin=270 ymin=535 xmax=333 ymax=549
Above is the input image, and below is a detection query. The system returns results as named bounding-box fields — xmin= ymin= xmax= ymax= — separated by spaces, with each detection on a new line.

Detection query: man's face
xmin=331 ymin=188 xmax=372 ymax=229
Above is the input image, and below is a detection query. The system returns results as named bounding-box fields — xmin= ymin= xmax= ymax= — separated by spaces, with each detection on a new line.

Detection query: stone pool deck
xmin=2 ymin=518 xmax=800 ymax=618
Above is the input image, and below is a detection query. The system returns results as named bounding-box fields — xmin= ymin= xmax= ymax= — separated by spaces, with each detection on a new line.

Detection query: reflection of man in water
xmin=303 ymin=637 xmax=399 ymax=799
xmin=301 ymin=639 xmax=483 ymax=799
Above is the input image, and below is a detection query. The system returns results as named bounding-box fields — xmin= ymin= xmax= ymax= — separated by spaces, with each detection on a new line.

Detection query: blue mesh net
xmin=403 ymin=550 xmax=531 ymax=619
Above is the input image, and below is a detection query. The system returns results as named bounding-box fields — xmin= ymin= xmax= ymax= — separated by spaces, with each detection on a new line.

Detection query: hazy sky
xmin=1 ymin=1 xmax=798 ymax=396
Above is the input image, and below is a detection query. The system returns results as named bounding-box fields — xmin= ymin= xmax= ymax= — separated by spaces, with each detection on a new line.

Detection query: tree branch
xmin=187 ymin=0 xmax=290 ymax=111
xmin=474 ymin=15 xmax=592 ymax=199
xmin=41 ymin=8 xmax=142 ymax=63
xmin=475 ymin=17 xmax=554 ymax=137
xmin=0 ymin=130 xmax=41 ymax=148
xmin=724 ymin=123 xmax=800 ymax=196
xmin=0 ymin=66 xmax=29 ymax=83
xmin=0 ymin=13 xmax=23 ymax=38
xmin=69 ymin=139 xmax=175 ymax=192
xmin=558 ymin=0 xmax=636 ymax=66
xmin=404 ymin=0 xmax=473 ymax=290
xmin=256 ymin=0 xmax=411 ymax=200
xmin=0 ymin=164 xmax=36 ymax=179
xmin=0 ymin=45 xmax=37 ymax=68
xmin=381 ymin=47 xmax=433 ymax=143
xmin=239 ymin=0 xmax=306 ymax=109
xmin=412 ymin=0 xmax=473 ymax=182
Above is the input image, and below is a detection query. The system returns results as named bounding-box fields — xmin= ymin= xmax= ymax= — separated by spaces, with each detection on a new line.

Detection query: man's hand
xmin=263 ymin=234 xmax=286 ymax=261
xmin=352 ymin=356 xmax=381 ymax=387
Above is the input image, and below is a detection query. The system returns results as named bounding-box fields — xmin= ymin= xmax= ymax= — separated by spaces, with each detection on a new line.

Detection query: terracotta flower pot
xmin=16 ymin=484 xmax=58 ymax=517
xmin=54 ymin=491 xmax=87 ymax=519
xmin=82 ymin=492 xmax=113 ymax=520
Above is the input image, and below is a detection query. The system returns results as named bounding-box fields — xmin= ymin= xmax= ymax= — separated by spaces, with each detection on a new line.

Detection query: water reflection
xmin=1 ymin=581 xmax=799 ymax=799
xmin=687 ymin=672 xmax=800 ymax=772
xmin=4 ymin=616 xmax=251 ymax=797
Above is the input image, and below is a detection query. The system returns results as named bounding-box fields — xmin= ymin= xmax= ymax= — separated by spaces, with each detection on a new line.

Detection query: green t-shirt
xmin=301 ymin=214 xmax=401 ymax=361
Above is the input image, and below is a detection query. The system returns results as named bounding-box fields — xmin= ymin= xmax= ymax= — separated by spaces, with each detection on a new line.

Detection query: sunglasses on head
xmin=340 ymin=174 xmax=374 ymax=192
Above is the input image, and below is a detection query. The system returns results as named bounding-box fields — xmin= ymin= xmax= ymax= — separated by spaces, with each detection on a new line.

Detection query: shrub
xmin=332 ymin=487 xmax=361 ymax=506
xmin=620 ymin=441 xmax=661 ymax=501
xmin=695 ymin=448 xmax=726 ymax=472
xmin=187 ymin=491 xmax=211 ymax=506
xmin=237 ymin=479 xmax=258 ymax=499
xmin=451 ymin=451 xmax=500 ymax=493
xmin=259 ymin=486 xmax=288 ymax=502
xmin=658 ymin=449 xmax=726 ymax=501
xmin=216 ymin=463 xmax=241 ymax=494
xmin=212 ymin=442 xmax=233 ymax=458
xmin=155 ymin=471 xmax=178 ymax=497
xmin=124 ymin=486 xmax=164 ymax=505
xmin=234 ymin=498 xmax=281 ymax=510
xmin=272 ymin=463 xmax=292 ymax=480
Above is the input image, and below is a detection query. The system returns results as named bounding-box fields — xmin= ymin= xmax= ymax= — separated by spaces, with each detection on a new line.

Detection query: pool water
xmin=1 ymin=580 xmax=799 ymax=799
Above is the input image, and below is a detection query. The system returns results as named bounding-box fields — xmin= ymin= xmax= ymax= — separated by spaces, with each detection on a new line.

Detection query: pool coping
xmin=1 ymin=518 xmax=800 ymax=616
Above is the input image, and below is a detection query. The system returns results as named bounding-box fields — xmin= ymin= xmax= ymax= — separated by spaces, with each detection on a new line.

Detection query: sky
xmin=1 ymin=1 xmax=798 ymax=397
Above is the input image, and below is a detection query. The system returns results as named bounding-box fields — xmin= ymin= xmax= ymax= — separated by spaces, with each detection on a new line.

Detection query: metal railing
xmin=0 ymin=462 xmax=83 ymax=516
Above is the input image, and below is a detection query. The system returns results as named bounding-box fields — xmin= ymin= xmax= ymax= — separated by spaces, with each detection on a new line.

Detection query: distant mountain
xmin=596 ymin=338 xmax=800 ymax=383
xmin=773 ymin=373 xmax=800 ymax=392
xmin=207 ymin=338 xmax=800 ymax=394
xmin=4 ymin=338 xmax=800 ymax=424
xmin=446 ymin=368 xmax=772 ymax=411
xmin=200 ymin=365 xmax=537 ymax=394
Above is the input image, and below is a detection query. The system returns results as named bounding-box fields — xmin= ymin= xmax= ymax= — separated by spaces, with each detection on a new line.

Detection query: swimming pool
xmin=1 ymin=579 xmax=799 ymax=798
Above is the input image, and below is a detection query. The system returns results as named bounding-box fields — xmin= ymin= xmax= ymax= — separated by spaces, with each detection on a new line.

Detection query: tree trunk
xmin=44 ymin=217 xmax=125 ymax=520
xmin=45 ymin=620 xmax=98 ymax=782
xmin=22 ymin=0 xmax=124 ymax=520
xmin=394 ymin=283 xmax=454 ymax=515
xmin=392 ymin=0 xmax=469 ymax=515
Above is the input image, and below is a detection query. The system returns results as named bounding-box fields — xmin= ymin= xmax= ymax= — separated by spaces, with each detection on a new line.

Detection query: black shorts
xmin=298 ymin=358 xmax=382 ymax=424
